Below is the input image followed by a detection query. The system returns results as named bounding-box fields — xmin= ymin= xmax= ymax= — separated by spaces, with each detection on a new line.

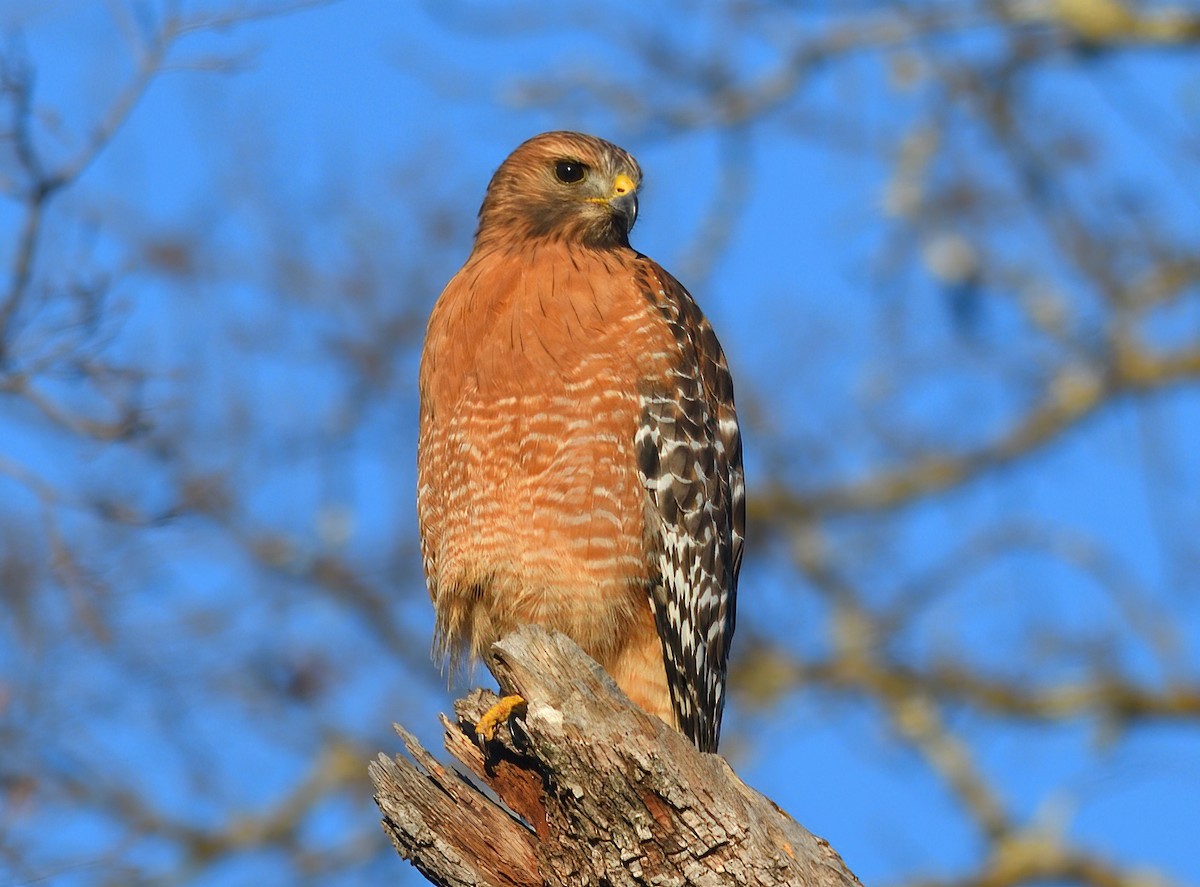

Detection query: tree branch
xmin=370 ymin=626 xmax=862 ymax=887
xmin=752 ymin=343 xmax=1200 ymax=520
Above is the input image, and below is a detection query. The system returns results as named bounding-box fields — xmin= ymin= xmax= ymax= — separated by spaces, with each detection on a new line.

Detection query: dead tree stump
xmin=370 ymin=625 xmax=862 ymax=886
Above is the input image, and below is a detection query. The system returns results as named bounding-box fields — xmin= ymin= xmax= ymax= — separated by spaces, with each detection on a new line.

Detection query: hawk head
xmin=476 ymin=131 xmax=643 ymax=249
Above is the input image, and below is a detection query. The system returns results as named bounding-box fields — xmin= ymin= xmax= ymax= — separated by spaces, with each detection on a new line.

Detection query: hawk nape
xmin=417 ymin=131 xmax=744 ymax=753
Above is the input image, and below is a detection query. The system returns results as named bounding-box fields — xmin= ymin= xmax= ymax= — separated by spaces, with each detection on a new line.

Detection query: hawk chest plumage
xmin=419 ymin=243 xmax=675 ymax=661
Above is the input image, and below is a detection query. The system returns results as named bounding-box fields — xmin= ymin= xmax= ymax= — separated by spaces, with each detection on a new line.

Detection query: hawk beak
xmin=609 ymin=173 xmax=639 ymax=232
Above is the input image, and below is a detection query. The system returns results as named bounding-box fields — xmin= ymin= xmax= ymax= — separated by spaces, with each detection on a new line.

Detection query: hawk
xmin=417 ymin=131 xmax=744 ymax=752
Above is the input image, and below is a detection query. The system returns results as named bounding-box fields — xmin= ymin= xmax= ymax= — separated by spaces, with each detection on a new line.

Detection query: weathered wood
xmin=370 ymin=625 xmax=862 ymax=886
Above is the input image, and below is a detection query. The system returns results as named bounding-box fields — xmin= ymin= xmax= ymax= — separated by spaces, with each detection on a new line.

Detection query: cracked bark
xmin=370 ymin=625 xmax=862 ymax=886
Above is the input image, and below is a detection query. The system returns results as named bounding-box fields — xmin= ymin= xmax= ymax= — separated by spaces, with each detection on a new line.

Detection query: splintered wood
xmin=370 ymin=626 xmax=862 ymax=887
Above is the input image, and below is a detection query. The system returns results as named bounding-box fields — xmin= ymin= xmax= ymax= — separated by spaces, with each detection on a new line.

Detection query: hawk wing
xmin=634 ymin=260 xmax=744 ymax=753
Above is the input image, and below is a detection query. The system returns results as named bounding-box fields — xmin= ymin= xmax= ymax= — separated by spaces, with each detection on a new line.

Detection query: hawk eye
xmin=555 ymin=160 xmax=586 ymax=184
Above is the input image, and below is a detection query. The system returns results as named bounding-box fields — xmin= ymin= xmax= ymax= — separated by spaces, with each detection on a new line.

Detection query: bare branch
xmin=754 ymin=343 xmax=1200 ymax=519
xmin=737 ymin=642 xmax=1200 ymax=725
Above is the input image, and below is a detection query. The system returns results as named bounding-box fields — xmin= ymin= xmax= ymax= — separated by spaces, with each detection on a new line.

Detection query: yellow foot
xmin=475 ymin=694 xmax=527 ymax=742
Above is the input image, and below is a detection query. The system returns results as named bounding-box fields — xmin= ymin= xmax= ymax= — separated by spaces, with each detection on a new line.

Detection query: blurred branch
xmin=371 ymin=626 xmax=862 ymax=887
xmin=1001 ymin=0 xmax=1200 ymax=47
xmin=40 ymin=734 xmax=371 ymax=886
xmin=737 ymin=641 xmax=1200 ymax=725
xmin=907 ymin=837 xmax=1174 ymax=887
xmin=677 ymin=128 xmax=754 ymax=287
xmin=754 ymin=342 xmax=1200 ymax=519
xmin=250 ymin=533 xmax=432 ymax=665
xmin=0 ymin=0 xmax=333 ymax=365
xmin=507 ymin=6 xmax=990 ymax=132
xmin=887 ymin=691 xmax=1011 ymax=840
xmin=886 ymin=522 xmax=1185 ymax=674
xmin=0 ymin=372 xmax=143 ymax=439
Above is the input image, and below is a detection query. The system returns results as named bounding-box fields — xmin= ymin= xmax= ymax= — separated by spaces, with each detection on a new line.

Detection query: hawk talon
xmin=475 ymin=694 xmax=527 ymax=743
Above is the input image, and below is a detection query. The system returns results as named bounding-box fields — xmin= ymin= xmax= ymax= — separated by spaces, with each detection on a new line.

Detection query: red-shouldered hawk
xmin=417 ymin=131 xmax=744 ymax=752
